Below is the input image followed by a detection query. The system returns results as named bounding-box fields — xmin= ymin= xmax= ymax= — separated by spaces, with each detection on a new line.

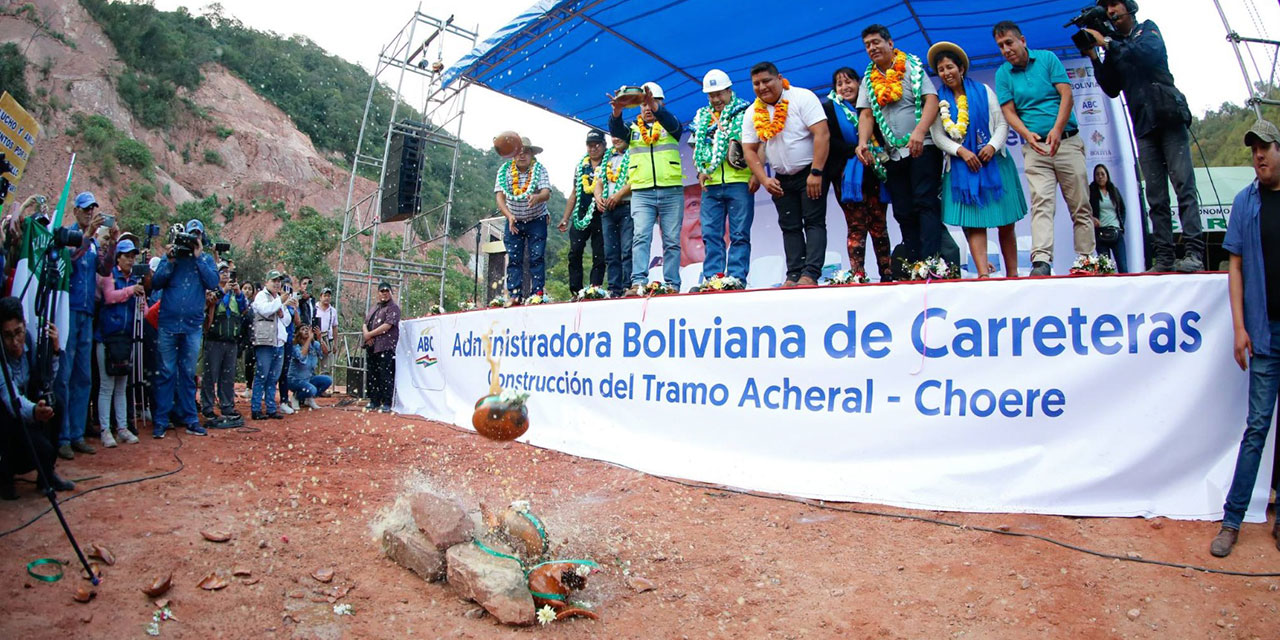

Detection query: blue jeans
xmin=154 ymin=324 xmax=203 ymax=428
xmin=504 ymin=215 xmax=547 ymax=297
xmin=630 ymin=186 xmax=683 ymax=287
xmin=252 ymin=345 xmax=284 ymax=414
xmin=600 ymin=201 xmax=634 ymax=296
xmin=1138 ymin=123 xmax=1202 ymax=263
xmin=57 ymin=310 xmax=94 ymax=445
xmin=700 ymin=182 xmax=754 ymax=281
xmin=1223 ymin=321 xmax=1280 ymax=529
xmin=289 ymin=375 xmax=333 ymax=400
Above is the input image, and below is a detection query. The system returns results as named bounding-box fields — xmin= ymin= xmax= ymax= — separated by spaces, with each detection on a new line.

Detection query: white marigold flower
xmin=575 ymin=564 xmax=592 ymax=578
xmin=537 ymin=605 xmax=557 ymax=625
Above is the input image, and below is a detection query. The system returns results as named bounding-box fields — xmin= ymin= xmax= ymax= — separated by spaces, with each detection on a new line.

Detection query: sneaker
xmin=796 ymin=275 xmax=819 ymax=287
xmin=623 ymin=285 xmax=642 ymax=297
xmin=202 ymin=410 xmax=217 ymax=420
xmin=364 ymin=402 xmax=379 ymax=411
xmin=152 ymin=425 xmax=167 ymax=439
xmin=1146 ymin=260 xmax=1174 ymax=273
xmin=1173 ymin=254 xmax=1203 ymax=273
xmin=185 ymin=423 xmax=208 ymax=436
xmin=71 ymin=439 xmax=96 ymax=455
xmin=116 ymin=429 xmax=139 ymax=445
xmin=57 ymin=443 xmax=74 ymax=460
xmin=267 ymin=412 xmax=284 ymax=420
xmin=222 ymin=408 xmax=241 ymax=418
xmin=280 ymin=403 xmax=295 ymax=415
xmin=379 ymin=405 xmax=393 ymax=413
xmin=251 ymin=411 xmax=266 ymax=420
xmin=100 ymin=430 xmax=117 ymax=448
xmin=1030 ymin=261 xmax=1052 ymax=276
xmin=38 ymin=474 xmax=75 ymax=493
xmin=290 ymin=398 xmax=300 ymax=412
xmin=305 ymin=398 xmax=321 ymax=410
xmin=1210 ymin=526 xmax=1238 ymax=557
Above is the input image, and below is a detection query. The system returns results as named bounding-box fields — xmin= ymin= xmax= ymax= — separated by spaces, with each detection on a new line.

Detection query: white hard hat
xmin=642 ymin=81 xmax=665 ymax=100
xmin=702 ymin=69 xmax=732 ymax=93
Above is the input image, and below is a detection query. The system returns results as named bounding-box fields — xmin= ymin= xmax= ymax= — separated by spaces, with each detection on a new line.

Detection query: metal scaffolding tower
xmin=1214 ymin=0 xmax=1279 ymax=119
xmin=333 ymin=9 xmax=477 ymax=395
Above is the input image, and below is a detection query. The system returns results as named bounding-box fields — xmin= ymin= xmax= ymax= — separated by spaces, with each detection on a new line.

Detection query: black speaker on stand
xmin=381 ymin=126 xmax=424 ymax=223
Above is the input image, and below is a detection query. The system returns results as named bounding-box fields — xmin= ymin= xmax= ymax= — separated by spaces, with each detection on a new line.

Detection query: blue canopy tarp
xmin=444 ymin=0 xmax=1088 ymax=128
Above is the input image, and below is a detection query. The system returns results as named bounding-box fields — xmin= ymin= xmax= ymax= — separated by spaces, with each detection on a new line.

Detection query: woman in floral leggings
xmin=823 ymin=66 xmax=893 ymax=281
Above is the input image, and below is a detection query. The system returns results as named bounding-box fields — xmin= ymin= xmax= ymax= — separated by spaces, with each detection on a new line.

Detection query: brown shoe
xmin=796 ymin=275 xmax=818 ymax=287
xmin=1210 ymin=527 xmax=1238 ymax=558
xmin=781 ymin=279 xmax=798 ymax=288
xmin=623 ymin=285 xmax=642 ymax=297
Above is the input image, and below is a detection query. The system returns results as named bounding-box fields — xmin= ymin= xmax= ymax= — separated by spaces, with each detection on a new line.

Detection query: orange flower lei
xmin=635 ymin=115 xmax=661 ymax=144
xmin=752 ymin=78 xmax=792 ymax=141
xmin=509 ymin=162 xmax=532 ymax=197
xmin=868 ymin=50 xmax=907 ymax=107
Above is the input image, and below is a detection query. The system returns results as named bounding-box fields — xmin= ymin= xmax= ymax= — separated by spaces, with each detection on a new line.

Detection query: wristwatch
xmin=809 ymin=167 xmax=824 ymax=177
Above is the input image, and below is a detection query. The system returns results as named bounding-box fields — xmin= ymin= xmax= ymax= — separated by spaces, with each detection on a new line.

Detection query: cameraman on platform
xmin=0 ymin=296 xmax=74 ymax=499
xmin=150 ymin=219 xmax=220 ymax=438
xmin=1081 ymin=0 xmax=1202 ymax=273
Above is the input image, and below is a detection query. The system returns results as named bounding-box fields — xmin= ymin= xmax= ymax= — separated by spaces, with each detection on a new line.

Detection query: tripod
xmin=1 ymin=247 xmax=100 ymax=585
xmin=129 ymin=288 xmax=149 ymax=433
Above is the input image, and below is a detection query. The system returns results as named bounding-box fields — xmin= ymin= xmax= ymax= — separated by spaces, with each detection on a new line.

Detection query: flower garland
xmin=525 ymin=290 xmax=552 ymax=305
xmin=635 ymin=115 xmax=662 ymax=144
xmin=571 ymin=154 xmax=600 ymax=231
xmin=700 ymin=273 xmax=745 ymax=292
xmin=865 ymin=51 xmax=924 ymax=150
xmin=692 ymin=96 xmax=748 ymax=175
xmin=576 ymin=284 xmax=609 ymax=300
xmin=642 ymin=281 xmax=678 ymax=297
xmin=1069 ymin=254 xmax=1117 ymax=275
xmin=489 ymin=294 xmax=514 ymax=308
xmin=598 ymin=151 xmax=630 ymax=199
xmin=939 ymin=95 xmax=970 ymax=141
xmin=824 ymin=269 xmax=871 ymax=285
xmin=904 ymin=255 xmax=960 ymax=281
xmin=752 ymin=79 xmax=792 ymax=141
xmin=497 ymin=160 xmax=545 ymax=202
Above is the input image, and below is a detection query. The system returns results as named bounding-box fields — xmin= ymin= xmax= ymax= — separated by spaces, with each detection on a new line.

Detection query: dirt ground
xmin=2 ymin=389 xmax=1278 ymax=640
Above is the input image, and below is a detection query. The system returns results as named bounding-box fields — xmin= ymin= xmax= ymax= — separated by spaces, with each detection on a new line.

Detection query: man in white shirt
xmin=315 ymin=287 xmax=338 ymax=376
xmin=741 ymin=62 xmax=830 ymax=287
xmin=250 ymin=270 xmax=296 ymax=420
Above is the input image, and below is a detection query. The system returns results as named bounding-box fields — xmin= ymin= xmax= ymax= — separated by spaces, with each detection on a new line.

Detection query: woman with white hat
xmin=927 ymin=42 xmax=1027 ymax=278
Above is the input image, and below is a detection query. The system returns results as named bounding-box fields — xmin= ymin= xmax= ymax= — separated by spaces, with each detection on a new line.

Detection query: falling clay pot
xmin=472 ymin=395 xmax=529 ymax=441
xmin=492 ymin=131 xmax=522 ymax=158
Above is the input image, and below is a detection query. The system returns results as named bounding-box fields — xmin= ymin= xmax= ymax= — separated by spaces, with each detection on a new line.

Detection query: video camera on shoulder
xmin=167 ymin=223 xmax=198 ymax=257
xmin=1065 ymin=3 xmax=1116 ymax=53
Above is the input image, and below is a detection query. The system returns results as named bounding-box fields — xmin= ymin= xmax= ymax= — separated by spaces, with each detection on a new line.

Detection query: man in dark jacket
xmin=0 ymin=296 xmax=74 ymax=499
xmin=201 ymin=264 xmax=246 ymax=421
xmin=151 ymin=219 xmax=220 ymax=438
xmin=1083 ymin=0 xmax=1201 ymax=272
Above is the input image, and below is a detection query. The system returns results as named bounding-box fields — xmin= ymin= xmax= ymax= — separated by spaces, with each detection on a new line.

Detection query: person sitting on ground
xmin=1211 ymin=119 xmax=1280 ymax=558
xmin=94 ymin=238 xmax=145 ymax=447
xmin=928 ymin=42 xmax=1027 ymax=278
xmin=287 ymin=325 xmax=331 ymax=411
xmin=1089 ymin=163 xmax=1128 ymax=273
xmin=0 ymin=296 xmax=74 ymax=499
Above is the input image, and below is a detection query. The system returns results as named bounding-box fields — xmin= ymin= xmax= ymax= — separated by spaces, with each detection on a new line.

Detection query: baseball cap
xmin=217 ymin=261 xmax=230 ymax=272
xmin=585 ymin=130 xmax=606 ymax=145
xmin=1244 ymin=119 xmax=1280 ymax=147
xmin=266 ymin=270 xmax=283 ymax=281
xmin=702 ymin=69 xmax=732 ymax=93
xmin=321 ymin=287 xmax=333 ymax=295
xmin=116 ymin=238 xmax=138 ymax=254
xmin=75 ymin=192 xmax=97 ymax=209
xmin=642 ymin=81 xmax=665 ymax=100
xmin=185 ymin=219 xmax=205 ymax=235
xmin=378 ymin=281 xmax=393 ymax=291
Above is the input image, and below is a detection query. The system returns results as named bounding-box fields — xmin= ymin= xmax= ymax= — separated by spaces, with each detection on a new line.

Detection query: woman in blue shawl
xmin=927 ymin=43 xmax=1027 ymax=278
xmin=823 ymin=67 xmax=893 ymax=281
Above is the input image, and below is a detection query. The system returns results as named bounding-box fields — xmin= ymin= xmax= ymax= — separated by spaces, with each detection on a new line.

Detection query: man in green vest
xmin=691 ymin=69 xmax=757 ymax=289
xmin=201 ymin=264 xmax=246 ymax=421
xmin=609 ymin=82 xmax=685 ymax=294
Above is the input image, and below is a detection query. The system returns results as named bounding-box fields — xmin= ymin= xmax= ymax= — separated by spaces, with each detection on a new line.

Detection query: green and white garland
xmin=496 ymin=160 xmax=547 ymax=202
xmin=571 ymin=154 xmax=599 ymax=231
xmin=828 ymin=90 xmax=889 ymax=182
xmin=865 ymin=53 xmax=925 ymax=151
xmin=692 ymin=97 xmax=748 ymax=175
xmin=597 ymin=151 xmax=630 ymax=199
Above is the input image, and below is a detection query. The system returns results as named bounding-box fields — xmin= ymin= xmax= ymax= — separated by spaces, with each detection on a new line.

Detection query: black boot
xmin=37 ymin=473 xmax=75 ymax=493
xmin=0 ymin=475 xmax=17 ymax=501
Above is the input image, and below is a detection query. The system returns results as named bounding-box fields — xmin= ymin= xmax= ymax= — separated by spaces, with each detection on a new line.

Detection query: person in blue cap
xmin=150 ymin=219 xmax=220 ymax=438
xmin=55 ymin=191 xmax=108 ymax=460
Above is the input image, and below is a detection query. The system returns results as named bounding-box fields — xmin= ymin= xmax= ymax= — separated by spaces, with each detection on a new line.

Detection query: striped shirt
xmin=494 ymin=163 xmax=551 ymax=222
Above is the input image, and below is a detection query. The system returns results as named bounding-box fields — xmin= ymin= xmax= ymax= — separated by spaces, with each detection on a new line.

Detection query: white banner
xmin=397 ymin=274 xmax=1269 ymax=521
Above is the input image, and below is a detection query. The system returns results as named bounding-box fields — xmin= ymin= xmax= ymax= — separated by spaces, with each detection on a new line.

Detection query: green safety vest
xmin=628 ymin=121 xmax=683 ymax=189
xmin=703 ymin=157 xmax=752 ymax=187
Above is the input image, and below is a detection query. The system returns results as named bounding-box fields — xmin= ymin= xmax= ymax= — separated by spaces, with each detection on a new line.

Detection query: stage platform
xmin=394 ymin=274 xmax=1268 ymax=522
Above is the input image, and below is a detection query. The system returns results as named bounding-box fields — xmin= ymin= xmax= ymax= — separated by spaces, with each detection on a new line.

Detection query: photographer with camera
xmin=149 ymin=219 xmax=220 ymax=438
xmin=0 ymin=296 xmax=74 ymax=499
xmin=276 ymin=275 xmax=300 ymax=414
xmin=93 ymin=239 xmax=145 ymax=447
xmin=201 ymin=263 xmax=246 ymax=422
xmin=251 ymin=271 xmax=296 ymax=420
xmin=1079 ymin=0 xmax=1202 ymax=272
xmin=54 ymin=192 xmax=106 ymax=460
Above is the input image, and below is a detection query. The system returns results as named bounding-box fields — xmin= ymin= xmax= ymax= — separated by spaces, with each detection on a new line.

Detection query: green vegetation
xmin=65 ymin=112 xmax=154 ymax=180
xmin=2 ymin=3 xmax=76 ymax=49
xmin=214 ymin=125 xmax=234 ymax=139
xmin=0 ymin=43 xmax=31 ymax=106
xmin=202 ymin=149 xmax=224 ymax=166
xmin=1192 ymin=84 xmax=1280 ymax=168
xmin=114 ymin=137 xmax=153 ymax=171
xmin=116 ymin=71 xmax=176 ymax=129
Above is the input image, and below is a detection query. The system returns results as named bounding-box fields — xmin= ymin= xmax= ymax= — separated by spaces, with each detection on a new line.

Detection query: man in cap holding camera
xmin=1081 ymin=0 xmax=1201 ymax=272
xmin=201 ymin=263 xmax=246 ymax=422
xmin=54 ymin=191 xmax=107 ymax=459
xmin=609 ymin=81 xmax=685 ymax=294
xmin=150 ymin=219 xmax=220 ymax=438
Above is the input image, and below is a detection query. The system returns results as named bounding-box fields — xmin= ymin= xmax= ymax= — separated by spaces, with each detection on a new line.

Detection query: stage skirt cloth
xmin=941 ymin=150 xmax=1027 ymax=229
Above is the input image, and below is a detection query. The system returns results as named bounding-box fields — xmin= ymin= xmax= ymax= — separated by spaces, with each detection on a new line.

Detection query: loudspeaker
xmin=380 ymin=128 xmax=424 ymax=222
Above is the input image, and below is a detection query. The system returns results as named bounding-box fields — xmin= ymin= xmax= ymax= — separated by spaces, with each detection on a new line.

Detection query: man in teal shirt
xmin=993 ymin=21 xmax=1094 ymax=276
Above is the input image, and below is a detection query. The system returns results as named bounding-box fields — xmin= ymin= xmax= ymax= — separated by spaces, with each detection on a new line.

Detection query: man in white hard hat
xmin=609 ymin=81 xmax=685 ymax=295
xmin=690 ymin=69 xmax=757 ymax=290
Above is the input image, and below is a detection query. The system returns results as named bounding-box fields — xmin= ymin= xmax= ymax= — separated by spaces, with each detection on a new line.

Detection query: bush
xmin=214 ymin=125 xmax=233 ymax=139
xmin=117 ymin=181 xmax=168 ymax=232
xmin=114 ymin=138 xmax=153 ymax=170
xmin=202 ymin=149 xmax=223 ymax=166
xmin=0 ymin=43 xmax=31 ymax=106
xmin=116 ymin=71 xmax=175 ymax=129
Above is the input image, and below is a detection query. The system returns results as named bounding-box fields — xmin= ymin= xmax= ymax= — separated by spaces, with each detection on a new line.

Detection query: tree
xmin=1191 ymin=84 xmax=1280 ymax=168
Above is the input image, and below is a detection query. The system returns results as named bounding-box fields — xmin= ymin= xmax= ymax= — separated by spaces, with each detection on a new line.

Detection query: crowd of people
xmin=494 ymin=2 xmax=1205 ymax=303
xmin=0 ymin=190 xmax=405 ymax=500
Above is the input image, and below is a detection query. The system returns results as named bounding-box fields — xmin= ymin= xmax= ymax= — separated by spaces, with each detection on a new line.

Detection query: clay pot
xmin=472 ymin=395 xmax=529 ymax=441
xmin=492 ymin=131 xmax=522 ymax=158
xmin=613 ymin=86 xmax=646 ymax=107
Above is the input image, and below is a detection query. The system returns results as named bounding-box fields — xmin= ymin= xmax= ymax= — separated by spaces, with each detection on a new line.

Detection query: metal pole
xmin=1213 ymin=0 xmax=1264 ymax=119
